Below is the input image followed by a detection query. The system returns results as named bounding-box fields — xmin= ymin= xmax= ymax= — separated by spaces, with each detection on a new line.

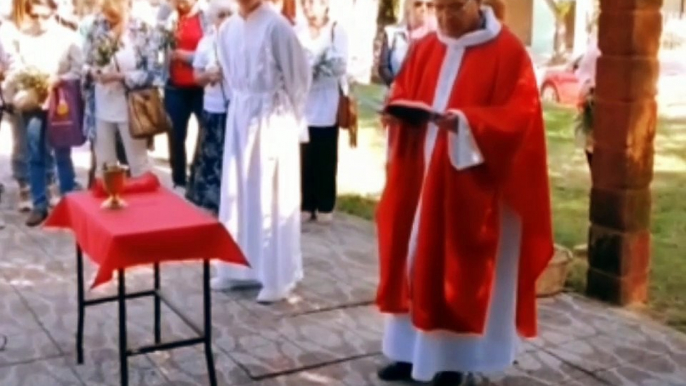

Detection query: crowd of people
xmin=0 ymin=0 xmax=556 ymax=385
xmin=0 ymin=0 xmax=349 ymax=225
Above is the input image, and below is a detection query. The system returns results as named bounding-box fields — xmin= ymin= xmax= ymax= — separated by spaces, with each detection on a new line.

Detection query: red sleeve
xmin=453 ymin=43 xmax=543 ymax=183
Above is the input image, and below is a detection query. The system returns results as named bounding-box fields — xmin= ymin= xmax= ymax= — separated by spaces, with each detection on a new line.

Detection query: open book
xmin=382 ymin=100 xmax=443 ymax=126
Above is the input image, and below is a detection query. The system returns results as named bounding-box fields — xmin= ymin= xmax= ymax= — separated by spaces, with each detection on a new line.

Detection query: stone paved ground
xmin=1 ymin=125 xmax=686 ymax=386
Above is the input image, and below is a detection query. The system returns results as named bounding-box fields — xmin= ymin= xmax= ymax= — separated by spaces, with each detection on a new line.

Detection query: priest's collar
xmin=436 ymin=6 xmax=502 ymax=48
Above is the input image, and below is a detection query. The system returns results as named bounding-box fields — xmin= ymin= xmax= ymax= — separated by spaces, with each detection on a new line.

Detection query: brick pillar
xmin=586 ymin=0 xmax=663 ymax=305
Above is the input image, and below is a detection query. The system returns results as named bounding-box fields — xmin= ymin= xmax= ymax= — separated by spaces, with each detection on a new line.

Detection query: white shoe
xmin=210 ymin=277 xmax=260 ymax=291
xmin=256 ymin=282 xmax=296 ymax=304
xmin=317 ymin=212 xmax=333 ymax=223
xmin=48 ymin=184 xmax=61 ymax=208
xmin=18 ymin=188 xmax=32 ymax=212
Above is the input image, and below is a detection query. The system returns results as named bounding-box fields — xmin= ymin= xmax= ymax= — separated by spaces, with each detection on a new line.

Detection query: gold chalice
xmin=101 ymin=162 xmax=129 ymax=210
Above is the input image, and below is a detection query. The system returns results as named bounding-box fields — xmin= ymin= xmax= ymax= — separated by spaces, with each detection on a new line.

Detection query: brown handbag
xmin=125 ymin=87 xmax=171 ymax=139
xmin=337 ymin=88 xmax=358 ymax=147
xmin=114 ymin=57 xmax=172 ymax=139
xmin=331 ymin=23 xmax=358 ymax=148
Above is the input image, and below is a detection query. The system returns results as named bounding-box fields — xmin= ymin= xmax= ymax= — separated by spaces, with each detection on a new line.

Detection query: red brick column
xmin=586 ymin=0 xmax=663 ymax=304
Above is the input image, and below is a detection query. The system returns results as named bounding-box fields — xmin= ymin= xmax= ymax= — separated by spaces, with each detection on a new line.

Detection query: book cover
xmin=383 ymin=100 xmax=443 ymax=126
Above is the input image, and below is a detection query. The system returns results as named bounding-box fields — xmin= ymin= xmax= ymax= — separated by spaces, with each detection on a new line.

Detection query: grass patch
xmin=339 ymin=87 xmax=686 ymax=331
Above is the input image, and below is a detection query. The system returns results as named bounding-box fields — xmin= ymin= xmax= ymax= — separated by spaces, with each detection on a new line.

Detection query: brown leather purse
xmin=331 ymin=23 xmax=358 ymax=148
xmin=114 ymin=58 xmax=172 ymax=139
xmin=337 ymin=87 xmax=358 ymax=147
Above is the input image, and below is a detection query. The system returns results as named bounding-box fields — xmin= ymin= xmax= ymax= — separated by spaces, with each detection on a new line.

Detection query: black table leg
xmin=76 ymin=245 xmax=85 ymax=365
xmin=203 ymin=259 xmax=217 ymax=386
xmin=118 ymin=268 xmax=129 ymax=386
xmin=153 ymin=262 xmax=161 ymax=344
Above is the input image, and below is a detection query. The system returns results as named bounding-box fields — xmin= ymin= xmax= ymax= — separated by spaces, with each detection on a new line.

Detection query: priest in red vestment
xmin=375 ymin=1 xmax=554 ymax=385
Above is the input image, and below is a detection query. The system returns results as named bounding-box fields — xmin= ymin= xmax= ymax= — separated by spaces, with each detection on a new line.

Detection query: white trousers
xmin=94 ymin=120 xmax=151 ymax=177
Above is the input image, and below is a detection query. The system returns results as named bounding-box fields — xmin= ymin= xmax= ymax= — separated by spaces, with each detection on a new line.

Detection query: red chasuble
xmin=376 ymin=28 xmax=554 ymax=338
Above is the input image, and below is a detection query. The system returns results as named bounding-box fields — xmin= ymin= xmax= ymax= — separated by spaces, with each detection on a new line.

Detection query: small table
xmin=45 ymin=188 xmax=248 ymax=386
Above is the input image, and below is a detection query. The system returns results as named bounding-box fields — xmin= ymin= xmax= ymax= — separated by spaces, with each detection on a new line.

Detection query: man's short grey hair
xmin=207 ymin=0 xmax=236 ymax=23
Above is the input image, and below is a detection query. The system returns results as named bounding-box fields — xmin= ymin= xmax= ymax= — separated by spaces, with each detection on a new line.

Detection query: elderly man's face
xmin=434 ymin=0 xmax=481 ymax=38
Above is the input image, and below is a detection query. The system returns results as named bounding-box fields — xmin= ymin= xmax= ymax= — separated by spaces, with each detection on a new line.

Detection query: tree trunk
xmin=552 ymin=18 xmax=568 ymax=62
xmin=544 ymin=0 xmax=573 ymax=63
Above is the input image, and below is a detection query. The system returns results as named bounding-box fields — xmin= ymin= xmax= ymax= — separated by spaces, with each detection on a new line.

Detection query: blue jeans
xmin=9 ymin=113 xmax=55 ymax=186
xmin=23 ymin=111 xmax=76 ymax=211
xmin=164 ymin=84 xmax=204 ymax=187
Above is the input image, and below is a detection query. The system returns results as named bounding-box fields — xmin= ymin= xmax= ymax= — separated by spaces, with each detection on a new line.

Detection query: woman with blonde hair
xmin=1 ymin=0 xmax=61 ymax=213
xmin=185 ymin=0 xmax=234 ymax=215
xmin=81 ymin=0 xmax=158 ymax=179
xmin=2 ymin=0 xmax=82 ymax=226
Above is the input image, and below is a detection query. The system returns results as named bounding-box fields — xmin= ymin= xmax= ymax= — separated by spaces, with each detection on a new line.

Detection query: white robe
xmin=214 ymin=3 xmax=311 ymax=302
xmin=382 ymin=7 xmax=523 ymax=381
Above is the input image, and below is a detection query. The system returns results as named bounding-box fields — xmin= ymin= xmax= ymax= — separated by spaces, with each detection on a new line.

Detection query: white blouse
xmin=94 ymin=33 xmax=137 ymax=123
xmin=297 ymin=21 xmax=348 ymax=128
xmin=193 ymin=32 xmax=230 ymax=114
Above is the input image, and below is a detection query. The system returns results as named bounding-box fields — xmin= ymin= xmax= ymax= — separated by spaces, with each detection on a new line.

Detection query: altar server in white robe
xmin=376 ymin=1 xmax=554 ymax=385
xmin=212 ymin=0 xmax=311 ymax=303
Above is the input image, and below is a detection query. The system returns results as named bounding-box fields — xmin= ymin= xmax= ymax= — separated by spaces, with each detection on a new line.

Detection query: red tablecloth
xmin=44 ymin=188 xmax=248 ymax=288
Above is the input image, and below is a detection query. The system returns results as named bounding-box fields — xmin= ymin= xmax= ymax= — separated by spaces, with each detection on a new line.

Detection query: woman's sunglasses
xmin=414 ymin=1 xmax=435 ymax=9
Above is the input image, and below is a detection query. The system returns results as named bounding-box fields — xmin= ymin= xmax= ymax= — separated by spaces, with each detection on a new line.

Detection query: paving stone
xmin=0 ymin=330 xmax=63 ymax=367
xmin=150 ymin=348 xmax=251 ymax=386
xmin=0 ymin=358 xmax=82 ymax=386
xmin=594 ymin=354 xmax=686 ymax=386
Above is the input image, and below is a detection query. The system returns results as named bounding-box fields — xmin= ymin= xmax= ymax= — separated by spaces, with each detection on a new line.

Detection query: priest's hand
xmin=380 ymin=113 xmax=400 ymax=127
xmin=434 ymin=112 xmax=459 ymax=133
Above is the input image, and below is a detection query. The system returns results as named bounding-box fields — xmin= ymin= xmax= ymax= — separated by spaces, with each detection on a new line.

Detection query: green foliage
xmin=544 ymin=0 xmax=576 ymax=18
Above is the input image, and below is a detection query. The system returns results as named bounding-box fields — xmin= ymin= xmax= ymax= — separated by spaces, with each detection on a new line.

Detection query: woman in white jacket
xmin=3 ymin=0 xmax=82 ymax=227
xmin=297 ymin=0 xmax=348 ymax=224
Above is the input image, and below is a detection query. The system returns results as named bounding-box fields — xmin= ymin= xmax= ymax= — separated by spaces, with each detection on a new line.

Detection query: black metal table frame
xmin=75 ymin=244 xmax=217 ymax=386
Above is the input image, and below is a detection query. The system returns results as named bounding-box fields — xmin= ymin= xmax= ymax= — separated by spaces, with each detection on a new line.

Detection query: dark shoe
xmin=25 ymin=209 xmax=48 ymax=227
xmin=377 ymin=362 xmax=413 ymax=381
xmin=433 ymin=371 xmax=464 ymax=386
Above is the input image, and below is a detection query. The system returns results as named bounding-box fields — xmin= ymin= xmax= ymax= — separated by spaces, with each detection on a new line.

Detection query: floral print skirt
xmin=186 ymin=111 xmax=227 ymax=215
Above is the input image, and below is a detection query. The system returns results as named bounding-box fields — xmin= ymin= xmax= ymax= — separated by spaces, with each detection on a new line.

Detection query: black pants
xmin=164 ymin=84 xmax=204 ymax=187
xmin=301 ymin=126 xmax=339 ymax=214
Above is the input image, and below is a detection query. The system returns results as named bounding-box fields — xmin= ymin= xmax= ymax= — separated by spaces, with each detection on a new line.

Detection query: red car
xmin=539 ymin=57 xmax=583 ymax=106
xmin=541 ymin=55 xmax=686 ymax=109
